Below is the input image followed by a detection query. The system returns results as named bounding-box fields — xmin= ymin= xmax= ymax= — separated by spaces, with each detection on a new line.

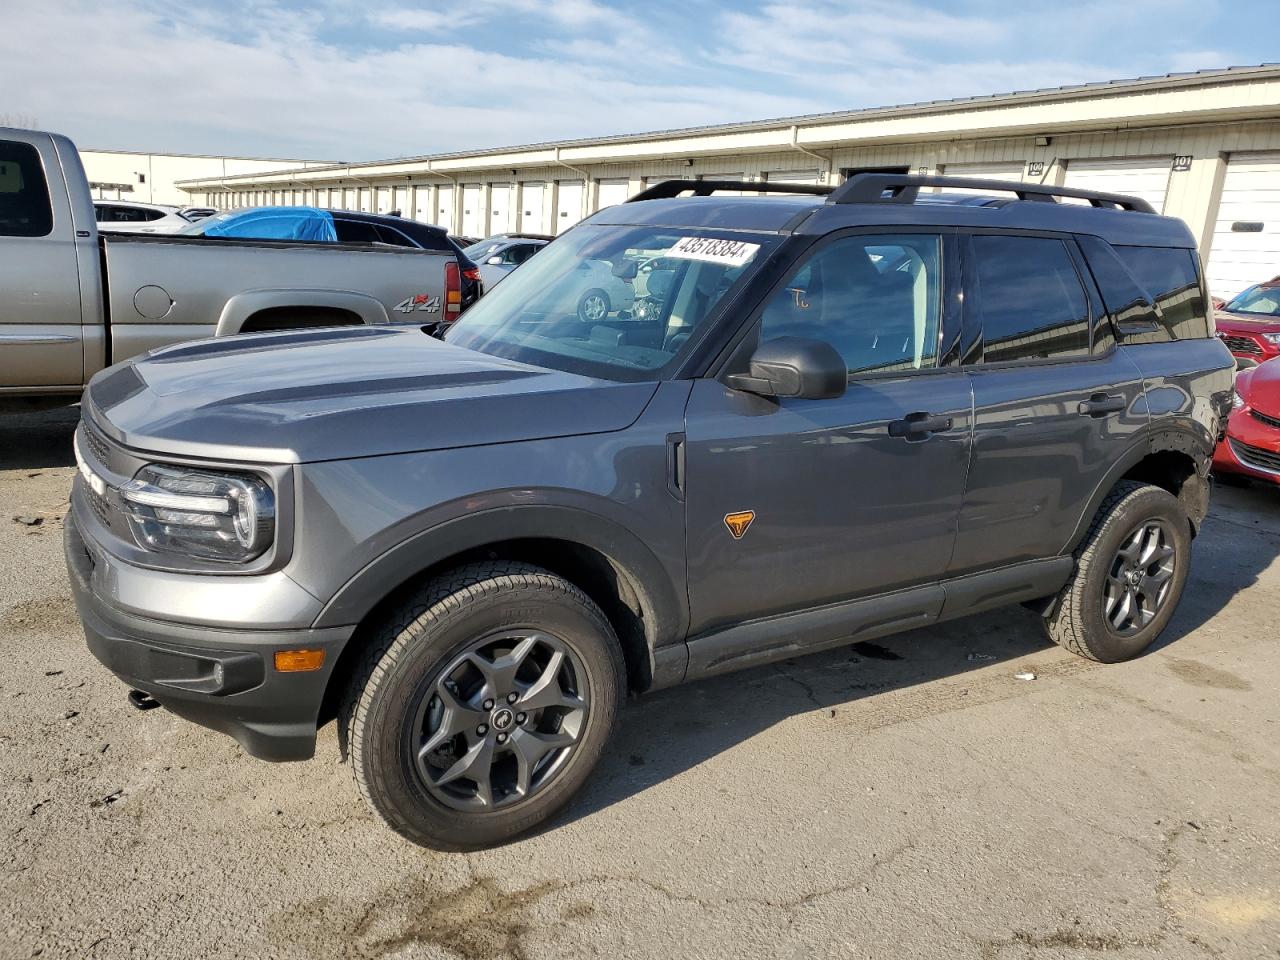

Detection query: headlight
xmin=1232 ymin=392 xmax=1245 ymax=409
xmin=121 ymin=464 xmax=275 ymax=562
xmin=1263 ymin=333 xmax=1280 ymax=345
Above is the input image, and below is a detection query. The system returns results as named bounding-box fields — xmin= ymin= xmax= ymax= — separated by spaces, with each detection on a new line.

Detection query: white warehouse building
xmin=81 ymin=149 xmax=332 ymax=206
xmin=179 ymin=64 xmax=1280 ymax=300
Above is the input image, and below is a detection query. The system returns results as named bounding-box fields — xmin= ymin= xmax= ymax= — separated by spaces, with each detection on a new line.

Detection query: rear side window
xmin=970 ymin=236 xmax=1090 ymax=363
xmin=1113 ymin=246 xmax=1208 ymax=339
xmin=0 ymin=140 xmax=53 ymax=238
xmin=333 ymin=218 xmax=381 ymax=243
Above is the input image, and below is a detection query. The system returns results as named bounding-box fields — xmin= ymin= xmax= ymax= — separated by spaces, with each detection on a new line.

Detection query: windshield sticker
xmin=666 ymin=236 xmax=760 ymax=268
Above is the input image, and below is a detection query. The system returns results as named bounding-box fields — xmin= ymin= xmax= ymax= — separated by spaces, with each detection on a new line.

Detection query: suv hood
xmin=86 ymin=326 xmax=658 ymax=463
xmin=1216 ymin=310 xmax=1280 ymax=331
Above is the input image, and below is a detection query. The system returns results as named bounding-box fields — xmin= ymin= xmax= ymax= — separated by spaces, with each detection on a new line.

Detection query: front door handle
xmin=888 ymin=411 xmax=953 ymax=439
xmin=1078 ymin=394 xmax=1126 ymax=418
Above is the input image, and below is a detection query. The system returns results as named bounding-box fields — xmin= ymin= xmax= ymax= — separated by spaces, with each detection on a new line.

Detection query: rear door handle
xmin=888 ymin=411 xmax=953 ymax=439
xmin=1078 ymin=394 xmax=1126 ymax=418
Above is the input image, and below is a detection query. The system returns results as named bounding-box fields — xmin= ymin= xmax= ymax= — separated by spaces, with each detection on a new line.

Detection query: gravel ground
xmin=1 ymin=406 xmax=1278 ymax=960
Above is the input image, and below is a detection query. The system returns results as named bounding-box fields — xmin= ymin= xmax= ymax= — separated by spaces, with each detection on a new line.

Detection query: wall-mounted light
xmin=1035 ymin=136 xmax=1051 ymax=147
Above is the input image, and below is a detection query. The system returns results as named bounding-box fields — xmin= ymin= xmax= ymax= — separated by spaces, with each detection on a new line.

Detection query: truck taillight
xmin=462 ymin=266 xmax=482 ymax=283
xmin=445 ymin=262 xmax=462 ymax=320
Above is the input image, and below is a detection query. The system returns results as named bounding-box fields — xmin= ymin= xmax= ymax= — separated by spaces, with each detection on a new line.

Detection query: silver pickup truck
xmin=1 ymin=128 xmax=481 ymax=408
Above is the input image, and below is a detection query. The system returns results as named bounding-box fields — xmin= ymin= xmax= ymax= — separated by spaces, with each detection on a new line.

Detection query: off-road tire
xmin=1044 ymin=480 xmax=1192 ymax=663
xmin=342 ymin=561 xmax=624 ymax=850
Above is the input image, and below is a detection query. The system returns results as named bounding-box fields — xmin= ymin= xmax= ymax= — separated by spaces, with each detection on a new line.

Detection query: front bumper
xmin=1212 ymin=409 xmax=1280 ymax=486
xmin=64 ymin=511 xmax=353 ymax=761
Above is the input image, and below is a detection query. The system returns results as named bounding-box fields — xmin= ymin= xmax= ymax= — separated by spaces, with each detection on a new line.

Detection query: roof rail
xmin=627 ymin=179 xmax=834 ymax=202
xmin=827 ymin=173 xmax=1156 ymax=213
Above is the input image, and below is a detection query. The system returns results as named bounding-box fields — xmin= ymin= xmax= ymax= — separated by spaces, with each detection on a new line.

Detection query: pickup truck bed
xmin=1 ymin=127 xmax=474 ymax=405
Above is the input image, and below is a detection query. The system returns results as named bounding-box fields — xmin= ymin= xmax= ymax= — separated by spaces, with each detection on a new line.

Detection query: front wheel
xmin=577 ymin=288 xmax=611 ymax=323
xmin=343 ymin=562 xmax=624 ymax=850
xmin=1044 ymin=480 xmax=1192 ymax=663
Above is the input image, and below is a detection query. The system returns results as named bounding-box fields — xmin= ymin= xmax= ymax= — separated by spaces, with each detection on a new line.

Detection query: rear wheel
xmin=343 ymin=562 xmax=624 ymax=850
xmin=1044 ymin=481 xmax=1192 ymax=663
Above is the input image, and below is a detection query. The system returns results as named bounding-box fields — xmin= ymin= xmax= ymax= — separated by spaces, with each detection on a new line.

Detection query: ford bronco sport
xmin=65 ymin=174 xmax=1235 ymax=850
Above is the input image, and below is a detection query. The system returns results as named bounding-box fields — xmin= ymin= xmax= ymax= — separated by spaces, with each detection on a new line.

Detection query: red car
xmin=1214 ymin=357 xmax=1280 ymax=485
xmin=1214 ymin=278 xmax=1280 ymax=366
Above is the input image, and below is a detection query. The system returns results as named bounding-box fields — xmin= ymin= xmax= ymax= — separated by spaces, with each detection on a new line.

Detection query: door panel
xmin=0 ymin=136 xmax=84 ymax=388
xmin=684 ymin=375 xmax=973 ymax=635
xmin=951 ymin=352 xmax=1147 ymax=574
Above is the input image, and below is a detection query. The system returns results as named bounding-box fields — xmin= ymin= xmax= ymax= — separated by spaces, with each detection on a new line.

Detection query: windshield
xmin=462 ymin=239 xmax=507 ymax=261
xmin=1224 ymin=284 xmax=1280 ymax=318
xmin=445 ymin=225 xmax=774 ymax=381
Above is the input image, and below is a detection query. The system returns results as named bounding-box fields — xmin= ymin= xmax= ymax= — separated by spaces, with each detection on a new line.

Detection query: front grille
xmin=87 ymin=486 xmax=111 ymax=527
xmin=82 ymin=419 xmax=111 ymax=468
xmin=1230 ymin=438 xmax=1280 ymax=474
xmin=1219 ymin=334 xmax=1264 ymax=356
xmin=1251 ymin=408 xmax=1280 ymax=430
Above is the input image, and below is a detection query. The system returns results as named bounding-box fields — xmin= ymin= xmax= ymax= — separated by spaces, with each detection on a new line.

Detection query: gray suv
xmin=65 ymin=175 xmax=1235 ymax=850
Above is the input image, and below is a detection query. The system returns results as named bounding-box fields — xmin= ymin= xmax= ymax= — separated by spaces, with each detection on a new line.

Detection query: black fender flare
xmin=312 ymin=503 xmax=688 ymax=669
xmin=1061 ymin=425 xmax=1212 ymax=555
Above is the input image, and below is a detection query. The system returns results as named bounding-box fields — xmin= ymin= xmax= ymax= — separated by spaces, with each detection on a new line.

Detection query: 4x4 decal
xmin=394 ymin=294 xmax=441 ymax=315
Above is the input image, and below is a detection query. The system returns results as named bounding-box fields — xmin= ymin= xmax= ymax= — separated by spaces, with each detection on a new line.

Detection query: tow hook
xmin=128 ymin=689 xmax=161 ymax=711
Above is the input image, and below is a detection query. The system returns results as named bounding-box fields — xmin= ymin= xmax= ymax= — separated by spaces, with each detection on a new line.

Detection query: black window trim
xmin=958 ymin=227 xmax=1106 ymax=371
xmin=705 ymin=224 xmax=963 ymax=386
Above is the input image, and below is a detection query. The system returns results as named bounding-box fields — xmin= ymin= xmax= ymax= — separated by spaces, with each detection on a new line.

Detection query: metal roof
xmin=179 ymin=63 xmax=1280 ymax=186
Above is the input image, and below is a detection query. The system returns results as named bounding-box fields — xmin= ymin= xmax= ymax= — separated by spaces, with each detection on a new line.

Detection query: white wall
xmin=79 ymin=150 xmax=329 ymax=206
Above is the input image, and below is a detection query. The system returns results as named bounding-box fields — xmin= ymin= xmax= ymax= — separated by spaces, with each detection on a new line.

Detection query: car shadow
xmin=0 ymin=405 xmax=79 ymax=470
xmin=560 ymin=482 xmax=1280 ymax=828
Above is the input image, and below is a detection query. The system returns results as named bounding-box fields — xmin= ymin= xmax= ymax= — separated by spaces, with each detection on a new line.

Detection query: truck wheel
xmin=343 ymin=562 xmax=624 ymax=850
xmin=1044 ymin=480 xmax=1192 ymax=663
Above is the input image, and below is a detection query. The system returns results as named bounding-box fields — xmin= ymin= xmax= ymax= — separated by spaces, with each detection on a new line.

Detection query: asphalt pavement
xmin=2 ymin=406 xmax=1278 ymax=959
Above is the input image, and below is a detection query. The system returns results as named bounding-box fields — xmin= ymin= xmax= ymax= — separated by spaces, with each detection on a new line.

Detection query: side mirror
xmin=612 ymin=259 xmax=638 ymax=281
xmin=725 ymin=337 xmax=846 ymax=400
xmin=486 ymin=255 xmax=503 ymax=265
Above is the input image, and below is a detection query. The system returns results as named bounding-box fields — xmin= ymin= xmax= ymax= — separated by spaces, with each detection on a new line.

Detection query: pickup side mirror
xmin=725 ymin=337 xmax=847 ymax=400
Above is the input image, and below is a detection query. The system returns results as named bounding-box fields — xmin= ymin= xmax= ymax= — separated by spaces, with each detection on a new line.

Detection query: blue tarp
xmin=196 ymin=207 xmax=338 ymax=242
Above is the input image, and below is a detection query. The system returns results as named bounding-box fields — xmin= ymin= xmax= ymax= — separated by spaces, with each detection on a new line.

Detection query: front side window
xmin=759 ymin=234 xmax=942 ymax=375
xmin=447 ymin=225 xmax=773 ymax=381
xmin=0 ymin=140 xmax=53 ymax=238
xmin=1114 ymin=245 xmax=1208 ymax=339
xmin=971 ymin=235 xmax=1089 ymax=363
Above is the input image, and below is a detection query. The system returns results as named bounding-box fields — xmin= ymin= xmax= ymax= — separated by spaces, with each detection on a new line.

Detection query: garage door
xmin=1063 ymin=158 xmax=1171 ymax=212
xmin=521 ymin=182 xmax=548 ymax=233
xmin=375 ymin=186 xmax=392 ymax=215
xmin=765 ymin=169 xmax=819 ymax=185
xmin=596 ymin=178 xmax=630 ymax=210
xmin=461 ymin=184 xmax=484 ymax=237
xmin=435 ymin=185 xmax=454 ymax=232
xmin=1206 ymin=153 xmax=1280 ymax=302
xmin=937 ymin=162 xmax=1024 ymax=195
xmin=556 ymin=180 xmax=584 ymax=234
xmin=489 ymin=183 xmax=514 ymax=233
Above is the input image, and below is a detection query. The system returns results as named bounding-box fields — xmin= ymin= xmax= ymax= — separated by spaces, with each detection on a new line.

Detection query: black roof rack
xmin=828 ymin=173 xmax=1156 ymax=213
xmin=627 ymin=179 xmax=833 ymax=202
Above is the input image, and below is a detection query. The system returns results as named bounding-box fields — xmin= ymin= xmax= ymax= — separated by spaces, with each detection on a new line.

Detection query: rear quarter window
xmin=1113 ymin=245 xmax=1208 ymax=340
xmin=0 ymin=140 xmax=53 ymax=238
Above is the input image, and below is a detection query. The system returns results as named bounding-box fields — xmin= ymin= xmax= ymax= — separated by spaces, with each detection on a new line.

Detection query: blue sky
xmin=1 ymin=0 xmax=1274 ymax=160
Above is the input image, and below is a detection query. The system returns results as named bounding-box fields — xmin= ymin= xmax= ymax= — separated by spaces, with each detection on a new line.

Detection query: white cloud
xmin=0 ymin=0 xmax=1248 ymax=161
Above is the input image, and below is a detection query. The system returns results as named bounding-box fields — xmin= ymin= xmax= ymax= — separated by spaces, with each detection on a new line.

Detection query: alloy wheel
xmin=1103 ymin=519 xmax=1176 ymax=636
xmin=410 ymin=630 xmax=589 ymax=811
